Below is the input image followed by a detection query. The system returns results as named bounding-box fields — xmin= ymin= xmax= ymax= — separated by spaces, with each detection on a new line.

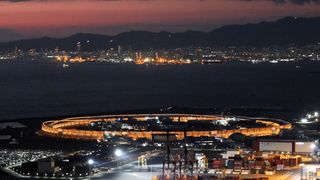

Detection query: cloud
xmin=3 ymin=0 xmax=106 ymax=1
xmin=240 ymin=0 xmax=320 ymax=5
xmin=0 ymin=0 xmax=42 ymax=2
xmin=1 ymin=0 xmax=319 ymax=4
xmin=0 ymin=0 xmax=162 ymax=3
xmin=0 ymin=0 xmax=31 ymax=2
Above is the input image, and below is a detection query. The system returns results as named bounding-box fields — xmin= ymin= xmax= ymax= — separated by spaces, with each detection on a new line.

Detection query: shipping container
xmin=227 ymin=160 xmax=234 ymax=169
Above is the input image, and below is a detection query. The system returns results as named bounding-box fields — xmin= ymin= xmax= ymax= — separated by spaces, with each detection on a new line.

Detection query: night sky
xmin=0 ymin=0 xmax=320 ymax=40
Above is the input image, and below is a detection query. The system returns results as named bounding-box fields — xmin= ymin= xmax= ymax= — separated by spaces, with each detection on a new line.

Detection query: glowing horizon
xmin=1 ymin=0 xmax=320 ymax=38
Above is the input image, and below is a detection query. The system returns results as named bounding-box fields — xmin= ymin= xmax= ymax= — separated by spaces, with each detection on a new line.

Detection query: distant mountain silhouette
xmin=0 ymin=16 xmax=320 ymax=51
xmin=0 ymin=28 xmax=23 ymax=43
xmin=209 ymin=16 xmax=320 ymax=46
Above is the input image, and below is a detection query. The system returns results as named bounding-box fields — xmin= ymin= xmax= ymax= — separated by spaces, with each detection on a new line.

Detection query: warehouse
xmin=253 ymin=139 xmax=317 ymax=154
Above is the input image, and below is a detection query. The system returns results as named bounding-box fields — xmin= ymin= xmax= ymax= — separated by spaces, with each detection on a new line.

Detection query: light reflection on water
xmin=0 ymin=60 xmax=320 ymax=120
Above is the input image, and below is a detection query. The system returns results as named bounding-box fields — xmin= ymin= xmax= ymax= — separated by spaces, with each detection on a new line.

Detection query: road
xmin=268 ymin=168 xmax=301 ymax=180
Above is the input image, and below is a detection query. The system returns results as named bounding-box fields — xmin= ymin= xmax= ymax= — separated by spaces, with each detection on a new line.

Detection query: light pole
xmin=114 ymin=149 xmax=123 ymax=167
xmin=300 ymin=163 xmax=304 ymax=180
xmin=88 ymin=159 xmax=94 ymax=180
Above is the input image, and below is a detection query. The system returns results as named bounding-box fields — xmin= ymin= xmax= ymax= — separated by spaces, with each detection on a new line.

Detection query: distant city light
xmin=301 ymin=118 xmax=308 ymax=123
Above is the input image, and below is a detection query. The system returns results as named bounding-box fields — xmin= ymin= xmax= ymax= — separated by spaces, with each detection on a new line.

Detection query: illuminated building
xmin=77 ymin=42 xmax=81 ymax=56
xmin=41 ymin=114 xmax=291 ymax=141
xmin=117 ymin=45 xmax=121 ymax=55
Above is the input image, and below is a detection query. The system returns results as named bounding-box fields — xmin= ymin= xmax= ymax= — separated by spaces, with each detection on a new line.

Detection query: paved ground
xmin=0 ymin=150 xmax=304 ymax=180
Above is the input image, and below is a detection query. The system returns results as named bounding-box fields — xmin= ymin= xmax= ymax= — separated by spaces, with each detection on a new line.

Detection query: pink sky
xmin=0 ymin=0 xmax=320 ymax=38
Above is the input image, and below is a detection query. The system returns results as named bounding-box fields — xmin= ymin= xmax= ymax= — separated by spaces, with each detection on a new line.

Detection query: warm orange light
xmin=41 ymin=114 xmax=292 ymax=141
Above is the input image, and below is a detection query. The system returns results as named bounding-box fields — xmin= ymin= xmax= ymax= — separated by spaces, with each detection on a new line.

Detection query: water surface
xmin=0 ymin=60 xmax=319 ymax=120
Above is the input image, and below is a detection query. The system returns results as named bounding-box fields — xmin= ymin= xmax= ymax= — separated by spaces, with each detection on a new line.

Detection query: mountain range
xmin=0 ymin=29 xmax=23 ymax=43
xmin=0 ymin=16 xmax=320 ymax=51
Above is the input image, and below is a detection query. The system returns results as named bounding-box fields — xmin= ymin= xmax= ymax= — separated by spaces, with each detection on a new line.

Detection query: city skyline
xmin=2 ymin=1 xmax=320 ymax=180
xmin=1 ymin=0 xmax=320 ymax=41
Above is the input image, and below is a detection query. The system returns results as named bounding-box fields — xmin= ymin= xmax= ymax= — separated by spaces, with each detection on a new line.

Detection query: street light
xmin=88 ymin=159 xmax=94 ymax=180
xmin=114 ymin=149 xmax=123 ymax=157
xmin=88 ymin=159 xmax=94 ymax=165
xmin=114 ymin=149 xmax=124 ymax=168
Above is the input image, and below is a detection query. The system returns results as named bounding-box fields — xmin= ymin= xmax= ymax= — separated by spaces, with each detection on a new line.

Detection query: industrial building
xmin=253 ymin=139 xmax=317 ymax=154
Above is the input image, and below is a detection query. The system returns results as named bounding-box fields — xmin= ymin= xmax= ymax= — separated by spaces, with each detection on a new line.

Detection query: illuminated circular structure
xmin=41 ymin=114 xmax=291 ymax=141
